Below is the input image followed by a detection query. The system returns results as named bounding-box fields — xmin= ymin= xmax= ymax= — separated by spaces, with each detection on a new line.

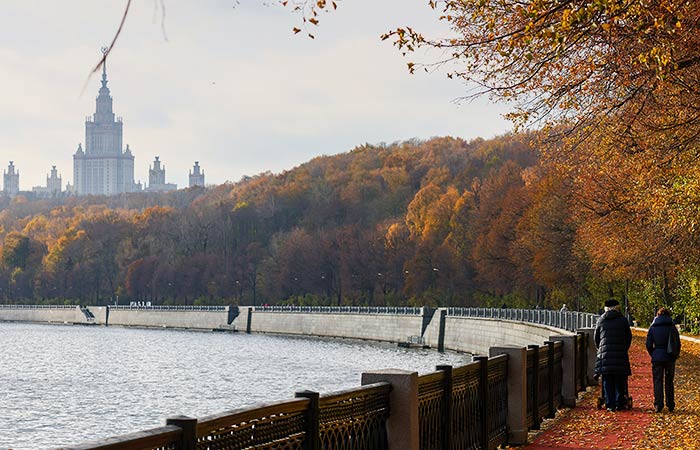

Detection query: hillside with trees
xmin=1 ymin=133 xmax=699 ymax=329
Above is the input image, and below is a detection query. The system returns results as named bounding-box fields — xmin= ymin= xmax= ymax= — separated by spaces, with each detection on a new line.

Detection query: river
xmin=0 ymin=322 xmax=468 ymax=449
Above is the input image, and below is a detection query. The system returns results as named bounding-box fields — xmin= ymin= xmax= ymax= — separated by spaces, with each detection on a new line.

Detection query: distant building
xmin=145 ymin=156 xmax=177 ymax=192
xmin=31 ymin=165 xmax=63 ymax=198
xmin=3 ymin=161 xmax=20 ymax=197
xmin=189 ymin=161 xmax=205 ymax=187
xmin=73 ymin=53 xmax=140 ymax=196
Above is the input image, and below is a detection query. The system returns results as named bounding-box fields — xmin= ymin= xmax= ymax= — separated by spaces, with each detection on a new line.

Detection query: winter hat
xmin=604 ymin=299 xmax=620 ymax=307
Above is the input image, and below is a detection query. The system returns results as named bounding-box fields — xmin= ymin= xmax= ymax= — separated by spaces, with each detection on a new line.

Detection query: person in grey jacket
xmin=594 ymin=299 xmax=632 ymax=411
xmin=646 ymin=307 xmax=681 ymax=412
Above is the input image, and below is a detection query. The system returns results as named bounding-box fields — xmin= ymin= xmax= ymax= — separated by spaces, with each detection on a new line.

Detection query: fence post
xmin=544 ymin=341 xmax=556 ymax=418
xmin=474 ymin=355 xmax=490 ymax=449
xmin=436 ymin=365 xmax=453 ymax=450
xmin=437 ymin=309 xmax=447 ymax=353
xmin=489 ymin=346 xmax=528 ymax=445
xmin=166 ymin=416 xmax=197 ymax=450
xmin=527 ymin=345 xmax=541 ymax=430
xmin=295 ymin=391 xmax=320 ymax=450
xmin=246 ymin=307 xmax=253 ymax=334
xmin=578 ymin=328 xmax=597 ymax=386
xmin=552 ymin=334 xmax=578 ymax=406
xmin=362 ymin=369 xmax=419 ymax=450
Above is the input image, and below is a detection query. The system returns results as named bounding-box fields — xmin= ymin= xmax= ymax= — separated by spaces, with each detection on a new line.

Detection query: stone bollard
xmin=578 ymin=327 xmax=598 ymax=386
xmin=552 ymin=334 xmax=578 ymax=406
xmin=489 ymin=346 xmax=528 ymax=445
xmin=361 ymin=369 xmax=419 ymax=450
xmin=166 ymin=416 xmax=197 ymax=450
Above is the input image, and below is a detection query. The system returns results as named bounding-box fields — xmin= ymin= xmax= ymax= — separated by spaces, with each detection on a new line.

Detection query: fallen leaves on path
xmin=512 ymin=331 xmax=700 ymax=449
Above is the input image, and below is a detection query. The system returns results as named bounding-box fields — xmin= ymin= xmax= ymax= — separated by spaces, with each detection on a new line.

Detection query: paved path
xmin=516 ymin=331 xmax=700 ymax=449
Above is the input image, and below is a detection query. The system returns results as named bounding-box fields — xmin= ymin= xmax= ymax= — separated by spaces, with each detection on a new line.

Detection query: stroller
xmin=595 ymin=376 xmax=633 ymax=410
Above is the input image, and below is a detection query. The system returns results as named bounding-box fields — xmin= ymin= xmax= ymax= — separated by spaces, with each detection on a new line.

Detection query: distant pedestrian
xmin=594 ymin=299 xmax=632 ymax=411
xmin=646 ymin=307 xmax=681 ymax=413
xmin=560 ymin=303 xmax=568 ymax=312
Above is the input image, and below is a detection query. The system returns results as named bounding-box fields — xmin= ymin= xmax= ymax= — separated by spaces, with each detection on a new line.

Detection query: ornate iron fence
xmin=196 ymin=399 xmax=309 ymax=450
xmin=525 ymin=341 xmax=564 ymax=432
xmin=54 ymin=425 xmax=182 ymax=450
xmin=418 ymin=370 xmax=447 ymax=450
xmin=57 ymin=384 xmax=391 ymax=450
xmin=318 ymin=383 xmax=390 ymax=450
xmin=418 ymin=355 xmax=508 ymax=450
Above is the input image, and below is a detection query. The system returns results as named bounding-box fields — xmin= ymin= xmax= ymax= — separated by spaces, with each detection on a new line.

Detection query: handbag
xmin=666 ymin=331 xmax=676 ymax=355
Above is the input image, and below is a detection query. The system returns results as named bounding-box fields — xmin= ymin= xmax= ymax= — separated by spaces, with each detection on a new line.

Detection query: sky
xmin=0 ymin=0 xmax=512 ymax=191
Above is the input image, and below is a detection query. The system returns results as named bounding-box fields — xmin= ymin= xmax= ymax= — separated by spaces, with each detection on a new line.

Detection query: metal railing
xmin=58 ymin=383 xmax=392 ymax=450
xmin=109 ymin=305 xmax=228 ymax=311
xmin=254 ymin=305 xmax=423 ymax=315
xmin=447 ymin=307 xmax=599 ymax=332
xmin=418 ymin=355 xmax=509 ymax=450
xmin=0 ymin=304 xmax=77 ymax=309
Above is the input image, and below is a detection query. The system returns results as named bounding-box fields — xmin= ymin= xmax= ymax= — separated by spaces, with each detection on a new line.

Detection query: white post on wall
xmin=489 ymin=346 xmax=528 ymax=444
xmin=553 ymin=334 xmax=578 ymax=406
xmin=578 ymin=327 xmax=598 ymax=385
xmin=361 ymin=369 xmax=419 ymax=450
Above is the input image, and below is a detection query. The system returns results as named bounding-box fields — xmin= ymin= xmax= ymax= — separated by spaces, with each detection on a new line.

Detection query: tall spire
xmin=101 ymin=47 xmax=108 ymax=88
xmin=94 ymin=47 xmax=115 ymax=123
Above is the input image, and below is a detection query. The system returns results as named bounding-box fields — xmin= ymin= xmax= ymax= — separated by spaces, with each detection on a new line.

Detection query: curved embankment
xmin=0 ymin=305 xmax=570 ymax=354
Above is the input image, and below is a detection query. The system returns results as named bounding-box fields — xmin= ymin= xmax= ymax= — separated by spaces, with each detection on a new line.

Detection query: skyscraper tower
xmin=3 ymin=161 xmax=20 ymax=197
xmin=189 ymin=161 xmax=205 ymax=187
xmin=146 ymin=156 xmax=177 ymax=192
xmin=47 ymin=166 xmax=62 ymax=196
xmin=73 ymin=50 xmax=137 ymax=196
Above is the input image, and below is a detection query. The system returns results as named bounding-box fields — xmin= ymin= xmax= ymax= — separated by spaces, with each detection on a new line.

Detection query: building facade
xmin=32 ymin=165 xmax=63 ymax=198
xmin=189 ymin=161 xmax=205 ymax=187
xmin=145 ymin=156 xmax=177 ymax=192
xmin=3 ymin=161 xmax=20 ymax=197
xmin=73 ymin=59 xmax=139 ymax=196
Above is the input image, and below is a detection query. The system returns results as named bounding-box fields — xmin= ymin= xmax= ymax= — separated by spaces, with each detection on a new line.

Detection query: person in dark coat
xmin=594 ymin=299 xmax=632 ymax=411
xmin=645 ymin=307 xmax=681 ymax=412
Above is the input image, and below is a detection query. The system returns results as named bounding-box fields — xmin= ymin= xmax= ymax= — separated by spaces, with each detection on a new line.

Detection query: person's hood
xmin=602 ymin=309 xmax=623 ymax=320
xmin=650 ymin=314 xmax=674 ymax=327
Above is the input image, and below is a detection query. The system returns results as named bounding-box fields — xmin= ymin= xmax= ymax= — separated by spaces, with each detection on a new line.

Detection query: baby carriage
xmin=595 ymin=376 xmax=633 ymax=410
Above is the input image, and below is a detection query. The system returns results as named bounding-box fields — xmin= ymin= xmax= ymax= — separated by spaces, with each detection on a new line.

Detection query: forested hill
xmin=4 ymin=133 xmax=690 ymax=327
xmin=0 ymin=135 xmax=551 ymax=308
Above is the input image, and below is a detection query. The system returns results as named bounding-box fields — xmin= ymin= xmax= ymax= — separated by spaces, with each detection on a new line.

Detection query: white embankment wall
xmin=233 ymin=307 xmax=571 ymax=354
xmin=239 ymin=310 xmax=425 ymax=343
xmin=422 ymin=315 xmax=567 ymax=354
xmin=0 ymin=306 xmax=571 ymax=354
xmin=91 ymin=307 xmax=234 ymax=330
xmin=0 ymin=306 xmax=87 ymax=324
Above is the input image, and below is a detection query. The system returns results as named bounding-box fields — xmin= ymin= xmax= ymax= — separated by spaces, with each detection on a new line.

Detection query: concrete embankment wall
xmin=0 ymin=306 xmax=235 ymax=331
xmin=99 ymin=308 xmax=234 ymax=330
xmin=422 ymin=315 xmax=568 ymax=354
xmin=1 ymin=306 xmax=571 ymax=353
xmin=0 ymin=306 xmax=89 ymax=324
xmin=238 ymin=309 xmax=425 ymax=343
xmin=234 ymin=307 xmax=571 ymax=354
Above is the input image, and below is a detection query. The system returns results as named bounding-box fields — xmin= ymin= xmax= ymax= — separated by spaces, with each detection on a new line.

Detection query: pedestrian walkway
xmin=514 ymin=331 xmax=700 ymax=449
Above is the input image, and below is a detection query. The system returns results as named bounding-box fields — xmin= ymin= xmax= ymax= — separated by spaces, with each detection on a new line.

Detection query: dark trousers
xmin=652 ymin=360 xmax=676 ymax=410
xmin=602 ymin=373 xmax=628 ymax=409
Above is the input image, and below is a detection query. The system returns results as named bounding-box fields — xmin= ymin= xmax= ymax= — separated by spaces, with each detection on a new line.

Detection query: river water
xmin=0 ymin=323 xmax=469 ymax=450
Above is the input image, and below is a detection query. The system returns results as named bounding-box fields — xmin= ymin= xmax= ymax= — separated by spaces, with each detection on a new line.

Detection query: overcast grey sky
xmin=0 ymin=0 xmax=512 ymax=190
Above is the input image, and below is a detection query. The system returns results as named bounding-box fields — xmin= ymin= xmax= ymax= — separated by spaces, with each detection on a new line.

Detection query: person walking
xmin=594 ymin=299 xmax=632 ymax=411
xmin=646 ymin=307 xmax=681 ymax=413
